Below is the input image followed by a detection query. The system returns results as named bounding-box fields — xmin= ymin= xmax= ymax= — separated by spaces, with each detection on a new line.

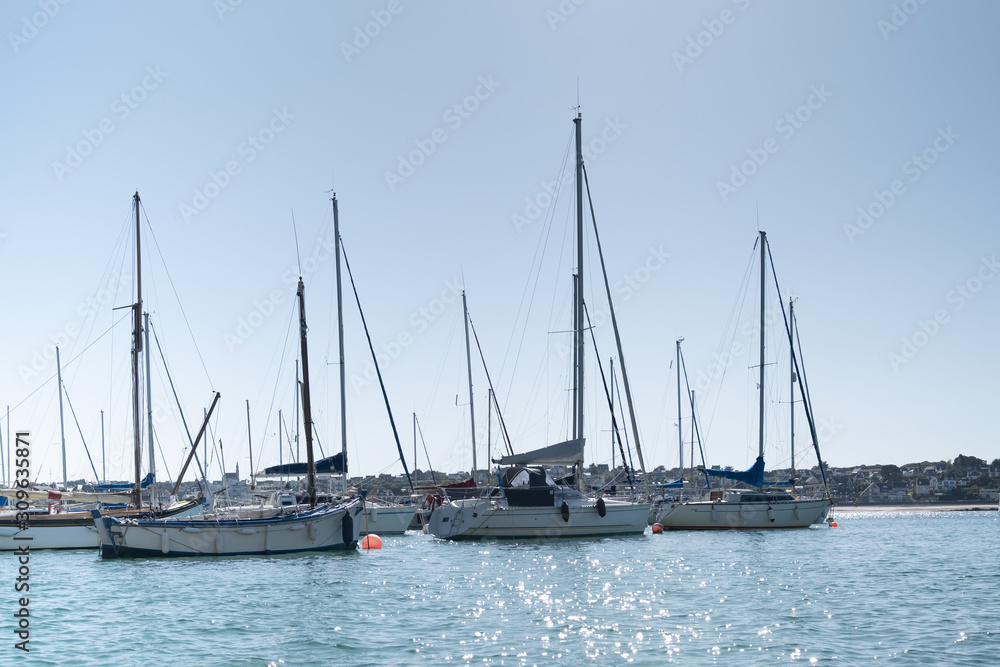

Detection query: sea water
xmin=7 ymin=510 xmax=998 ymax=665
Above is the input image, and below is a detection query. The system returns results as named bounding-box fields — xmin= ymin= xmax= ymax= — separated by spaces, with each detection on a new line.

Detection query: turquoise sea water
xmin=8 ymin=510 xmax=999 ymax=665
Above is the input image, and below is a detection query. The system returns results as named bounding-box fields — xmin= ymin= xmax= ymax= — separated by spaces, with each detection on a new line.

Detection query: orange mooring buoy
xmin=361 ymin=534 xmax=383 ymax=550
xmin=829 ymin=522 xmax=838 ymax=528
xmin=651 ymin=523 xmax=664 ymax=534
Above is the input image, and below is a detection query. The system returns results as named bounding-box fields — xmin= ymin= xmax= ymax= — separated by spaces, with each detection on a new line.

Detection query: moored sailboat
xmin=94 ymin=254 xmax=363 ymax=557
xmin=655 ymin=231 xmax=833 ymax=530
xmin=429 ymin=112 xmax=650 ymax=540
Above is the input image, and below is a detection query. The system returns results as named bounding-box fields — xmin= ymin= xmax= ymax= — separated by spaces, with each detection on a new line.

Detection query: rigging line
xmin=252 ymin=298 xmax=298 ymax=472
xmin=701 ymin=242 xmax=757 ymax=442
xmin=139 ymin=201 xmax=214 ymax=388
xmin=583 ymin=302 xmax=634 ymax=488
xmin=340 ymin=238 xmax=414 ymax=491
xmin=468 ymin=317 xmax=514 ymax=456
xmin=414 ymin=414 xmax=438 ymax=485
xmin=150 ymin=320 xmax=207 ymax=485
xmin=0 ymin=312 xmax=131 ymax=423
xmin=765 ymin=241 xmax=828 ymax=492
xmin=498 ymin=126 xmax=575 ymax=391
xmin=60 ymin=383 xmax=101 ymax=482
xmin=611 ymin=352 xmax=637 ymax=482
xmin=678 ymin=346 xmax=712 ymax=489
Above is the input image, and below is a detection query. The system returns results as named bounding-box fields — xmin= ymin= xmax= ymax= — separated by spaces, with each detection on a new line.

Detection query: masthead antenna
xmin=291 ymin=209 xmax=302 ymax=277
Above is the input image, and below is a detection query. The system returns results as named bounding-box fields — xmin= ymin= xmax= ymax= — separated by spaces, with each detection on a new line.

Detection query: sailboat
xmin=655 ymin=231 xmax=833 ymax=530
xmin=93 ymin=230 xmax=363 ymax=557
xmin=0 ymin=192 xmax=203 ymax=551
xmin=428 ymin=113 xmax=651 ymax=540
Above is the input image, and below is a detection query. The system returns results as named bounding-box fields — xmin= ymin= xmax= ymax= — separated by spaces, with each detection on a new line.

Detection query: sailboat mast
xmin=789 ymin=296 xmax=795 ymax=478
xmin=294 ymin=361 xmax=300 ymax=463
xmin=758 ymin=230 xmax=766 ymax=464
xmin=144 ymin=312 xmax=155 ymax=505
xmin=132 ymin=191 xmax=143 ymax=509
xmin=462 ymin=291 xmax=477 ymax=483
xmin=246 ymin=399 xmax=254 ymax=491
xmin=676 ymin=339 xmax=683 ymax=474
xmin=573 ymin=113 xmax=585 ymax=444
xmin=297 ymin=277 xmax=317 ymax=508
xmin=56 ymin=345 xmax=67 ymax=487
xmin=100 ymin=409 xmax=105 ymax=484
xmin=333 ymin=194 xmax=347 ymax=488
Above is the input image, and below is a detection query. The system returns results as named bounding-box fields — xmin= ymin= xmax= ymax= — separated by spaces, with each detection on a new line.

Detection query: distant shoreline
xmin=833 ymin=501 xmax=998 ymax=513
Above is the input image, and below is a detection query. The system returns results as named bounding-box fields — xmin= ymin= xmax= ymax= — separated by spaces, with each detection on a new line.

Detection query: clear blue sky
xmin=1 ymin=1 xmax=997 ymax=486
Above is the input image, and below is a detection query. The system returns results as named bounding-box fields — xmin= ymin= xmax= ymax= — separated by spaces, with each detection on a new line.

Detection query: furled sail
xmin=703 ymin=455 xmax=765 ymax=488
xmin=494 ymin=438 xmax=584 ymax=466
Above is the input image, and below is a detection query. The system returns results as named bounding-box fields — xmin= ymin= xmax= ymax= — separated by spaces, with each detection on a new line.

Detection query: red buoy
xmin=361 ymin=534 xmax=383 ymax=549
xmin=829 ymin=522 xmax=838 ymax=528
xmin=651 ymin=523 xmax=664 ymax=534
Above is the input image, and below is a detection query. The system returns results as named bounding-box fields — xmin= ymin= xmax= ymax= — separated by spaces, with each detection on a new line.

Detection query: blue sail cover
xmin=261 ymin=452 xmax=346 ymax=476
xmin=704 ymin=456 xmax=765 ymax=487
xmin=93 ymin=472 xmax=154 ymax=492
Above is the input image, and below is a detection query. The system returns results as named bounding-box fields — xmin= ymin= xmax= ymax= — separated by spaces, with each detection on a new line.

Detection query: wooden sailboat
xmin=93 ymin=233 xmax=363 ymax=557
xmin=428 ymin=113 xmax=651 ymax=540
xmin=655 ymin=231 xmax=833 ymax=530
xmin=0 ymin=192 xmax=204 ymax=551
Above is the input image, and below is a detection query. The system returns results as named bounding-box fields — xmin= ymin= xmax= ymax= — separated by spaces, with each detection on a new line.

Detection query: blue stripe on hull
xmin=100 ymin=540 xmax=358 ymax=558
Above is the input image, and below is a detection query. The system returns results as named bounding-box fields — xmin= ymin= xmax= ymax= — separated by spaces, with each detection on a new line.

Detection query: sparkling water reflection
xmin=12 ymin=511 xmax=999 ymax=664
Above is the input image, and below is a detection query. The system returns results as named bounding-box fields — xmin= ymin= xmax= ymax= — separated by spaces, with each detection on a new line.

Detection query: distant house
xmin=915 ymin=478 xmax=931 ymax=496
xmin=979 ymin=489 xmax=1000 ymax=502
xmin=940 ymin=478 xmax=957 ymax=492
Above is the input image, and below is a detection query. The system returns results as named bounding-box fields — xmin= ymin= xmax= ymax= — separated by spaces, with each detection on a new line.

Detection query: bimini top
xmin=494 ymin=438 xmax=584 ymax=467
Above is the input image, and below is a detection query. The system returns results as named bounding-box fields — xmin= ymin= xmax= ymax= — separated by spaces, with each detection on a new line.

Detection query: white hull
xmin=656 ymin=497 xmax=832 ymax=530
xmin=93 ymin=498 xmax=363 ymax=557
xmin=0 ymin=500 xmax=202 ymax=551
xmin=359 ymin=503 xmax=416 ymax=535
xmin=429 ymin=496 xmax=651 ymax=540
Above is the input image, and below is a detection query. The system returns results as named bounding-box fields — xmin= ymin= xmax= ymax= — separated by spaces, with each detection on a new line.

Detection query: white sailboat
xmin=94 ymin=234 xmax=363 ymax=557
xmin=1 ymin=192 xmax=204 ymax=551
xmin=655 ymin=231 xmax=833 ymax=530
xmin=429 ymin=113 xmax=651 ymax=540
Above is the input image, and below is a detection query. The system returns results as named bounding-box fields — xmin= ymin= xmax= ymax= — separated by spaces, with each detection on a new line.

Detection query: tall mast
xmin=56 ymin=345 xmax=67 ymax=487
xmin=100 ymin=409 xmax=105 ymax=483
xmin=144 ymin=312 xmax=155 ymax=505
xmin=789 ymin=296 xmax=796 ymax=478
xmin=246 ymin=399 xmax=254 ymax=491
xmin=758 ymin=230 xmax=766 ymax=466
xmin=132 ymin=191 xmax=143 ymax=509
xmin=297 ymin=277 xmax=317 ymax=508
xmin=333 ymin=193 xmax=348 ymax=489
xmin=462 ymin=291 xmax=477 ymax=483
xmin=278 ymin=409 xmax=283 ymax=468
xmin=690 ymin=390 xmax=696 ymax=488
xmin=609 ymin=358 xmax=615 ymax=469
xmin=294 ymin=361 xmax=300 ymax=463
xmin=676 ymin=339 xmax=683 ymax=474
xmin=573 ymin=113 xmax=585 ymax=443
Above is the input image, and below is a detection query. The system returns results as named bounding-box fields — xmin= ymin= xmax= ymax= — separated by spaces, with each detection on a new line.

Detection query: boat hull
xmin=0 ymin=500 xmax=202 ymax=551
xmin=428 ymin=497 xmax=651 ymax=540
xmin=93 ymin=498 xmax=363 ymax=558
xmin=360 ymin=503 xmax=415 ymax=535
xmin=655 ymin=497 xmax=832 ymax=530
